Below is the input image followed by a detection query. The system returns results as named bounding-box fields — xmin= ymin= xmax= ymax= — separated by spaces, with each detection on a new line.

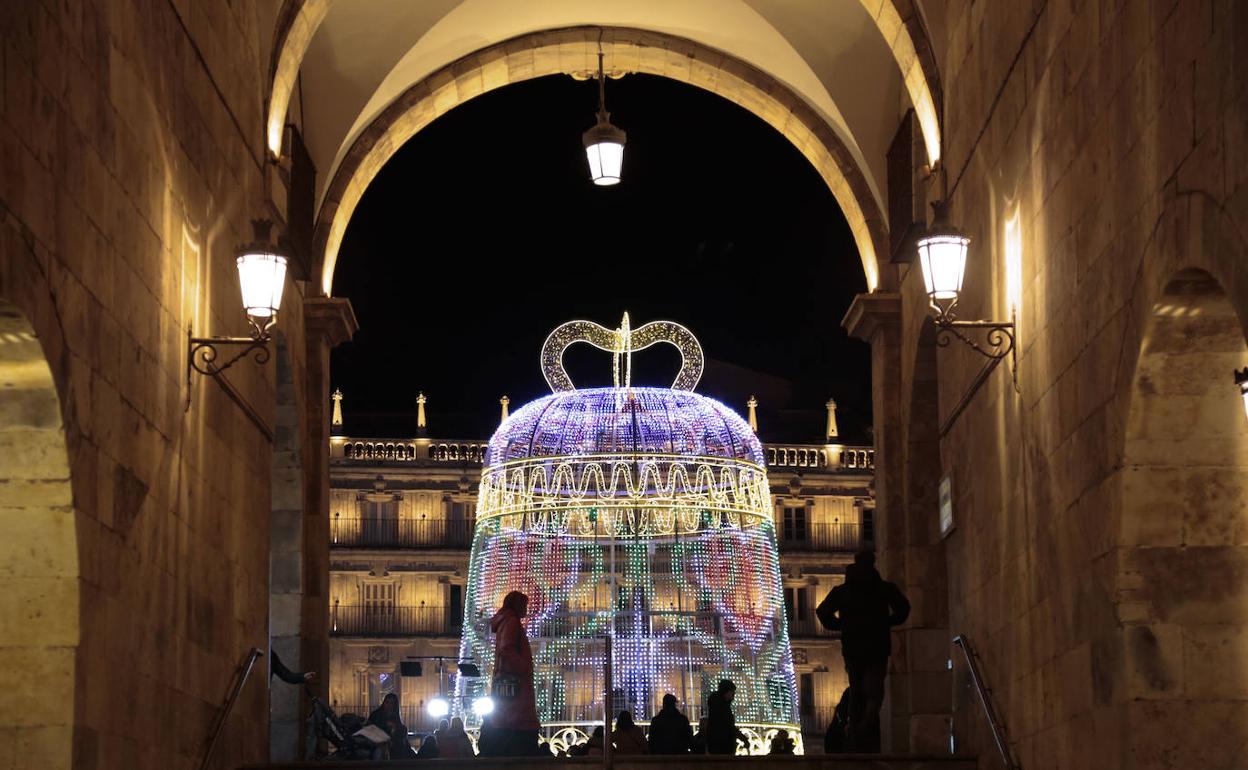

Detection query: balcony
xmin=331 ymin=517 xmax=473 ymax=549
xmin=335 ymin=439 xmax=488 ymax=464
xmin=777 ymin=522 xmax=868 ymax=552
xmin=765 ymin=444 xmax=874 ymax=471
xmin=799 ymin=707 xmax=838 ymax=736
xmin=330 ymin=605 xmax=460 ymax=637
xmin=787 ymin=616 xmax=839 ymax=639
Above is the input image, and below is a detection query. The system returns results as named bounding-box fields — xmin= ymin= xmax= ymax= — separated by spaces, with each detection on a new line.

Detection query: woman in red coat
xmin=482 ymin=590 xmax=543 ymax=756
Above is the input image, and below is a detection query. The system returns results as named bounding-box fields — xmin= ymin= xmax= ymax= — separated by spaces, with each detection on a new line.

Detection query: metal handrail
xmin=201 ymin=647 xmax=263 ymax=770
xmin=953 ymin=634 xmax=1019 ymax=770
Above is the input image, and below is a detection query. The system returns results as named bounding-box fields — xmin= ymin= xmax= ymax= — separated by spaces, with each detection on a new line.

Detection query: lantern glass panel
xmin=236 ymin=251 xmax=287 ymax=318
xmin=917 ymin=233 xmax=968 ymax=301
xmin=586 ymin=141 xmax=624 ymax=186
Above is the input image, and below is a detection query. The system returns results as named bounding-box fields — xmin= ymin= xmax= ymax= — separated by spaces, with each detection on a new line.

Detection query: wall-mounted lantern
xmin=919 ymin=202 xmax=1015 ymax=362
xmin=919 ymin=202 xmax=1018 ymax=436
xmin=187 ymin=221 xmax=287 ymax=435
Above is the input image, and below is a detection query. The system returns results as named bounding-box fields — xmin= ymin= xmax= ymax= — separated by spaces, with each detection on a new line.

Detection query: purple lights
xmin=486 ymin=387 xmax=765 ymax=467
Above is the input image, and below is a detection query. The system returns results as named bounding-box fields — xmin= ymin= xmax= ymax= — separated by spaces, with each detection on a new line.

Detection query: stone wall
xmin=887 ymin=1 xmax=1248 ymax=767
xmin=0 ymin=2 xmax=311 ymax=768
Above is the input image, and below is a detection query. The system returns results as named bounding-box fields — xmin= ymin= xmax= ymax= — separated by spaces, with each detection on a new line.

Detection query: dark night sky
xmin=330 ymin=74 xmax=871 ymax=443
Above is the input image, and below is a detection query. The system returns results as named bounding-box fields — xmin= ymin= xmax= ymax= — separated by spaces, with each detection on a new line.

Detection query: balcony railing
xmin=787 ymin=616 xmax=839 ymax=638
xmin=766 ymin=444 xmax=874 ymax=471
xmin=799 ymin=707 xmax=839 ymax=736
xmin=338 ymin=440 xmax=488 ymax=464
xmin=777 ymin=522 xmax=867 ymax=552
xmin=335 ymin=703 xmax=444 ymax=735
xmin=331 ymin=517 xmax=473 ymax=549
xmin=330 ymin=605 xmax=460 ymax=637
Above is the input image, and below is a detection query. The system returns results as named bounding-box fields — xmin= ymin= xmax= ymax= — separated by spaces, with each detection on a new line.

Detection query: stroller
xmin=305 ymin=691 xmax=391 ymax=760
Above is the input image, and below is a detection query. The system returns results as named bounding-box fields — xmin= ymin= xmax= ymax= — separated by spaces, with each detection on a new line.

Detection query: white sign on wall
xmin=938 ymin=474 xmax=954 ymax=537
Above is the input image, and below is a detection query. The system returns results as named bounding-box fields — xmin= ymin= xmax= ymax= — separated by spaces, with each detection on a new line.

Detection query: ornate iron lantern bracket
xmin=935 ymin=309 xmax=1018 ymax=438
xmin=934 ymin=315 xmax=1016 ymax=363
xmin=187 ymin=329 xmax=272 ymax=379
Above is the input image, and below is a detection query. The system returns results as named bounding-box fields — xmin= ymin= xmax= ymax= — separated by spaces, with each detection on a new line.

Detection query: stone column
xmin=300 ymin=296 xmax=357 ymax=745
xmin=843 ymin=292 xmax=908 ymax=751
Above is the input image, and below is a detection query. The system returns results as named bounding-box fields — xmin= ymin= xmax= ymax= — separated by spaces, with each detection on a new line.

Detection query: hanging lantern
xmin=583 ymin=52 xmax=626 ymax=185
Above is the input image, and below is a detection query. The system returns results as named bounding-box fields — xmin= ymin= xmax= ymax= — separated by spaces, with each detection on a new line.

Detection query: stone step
xmin=242 ymin=754 xmax=976 ymax=770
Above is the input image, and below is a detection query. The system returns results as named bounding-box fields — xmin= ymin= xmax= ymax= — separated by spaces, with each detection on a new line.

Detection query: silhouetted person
xmin=439 ymin=717 xmax=474 ymax=758
xmin=690 ymin=718 xmax=708 ymax=754
xmin=613 ymin=711 xmax=649 ymax=754
xmin=768 ymin=728 xmax=796 ymax=755
xmin=648 ymin=693 xmax=693 ymax=754
xmin=367 ymin=693 xmax=414 ymax=758
xmin=824 ymin=687 xmax=852 ymax=753
xmin=415 ymin=734 xmax=439 ymax=758
xmin=816 ymin=551 xmax=910 ymax=752
xmin=705 ymin=679 xmax=747 ymax=755
xmin=570 ymin=726 xmax=606 ymax=756
xmin=482 ymin=590 xmax=541 ymax=756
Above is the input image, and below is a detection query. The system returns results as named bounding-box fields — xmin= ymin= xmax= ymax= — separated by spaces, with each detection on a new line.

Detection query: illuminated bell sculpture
xmin=456 ymin=315 xmax=800 ymax=754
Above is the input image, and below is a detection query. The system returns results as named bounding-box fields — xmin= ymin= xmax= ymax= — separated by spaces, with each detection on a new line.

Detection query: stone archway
xmin=1117 ymin=268 xmax=1248 ymax=767
xmin=312 ymin=26 xmax=891 ymax=296
xmin=265 ymin=0 xmax=945 ymax=169
xmin=0 ymin=300 xmax=77 ymax=769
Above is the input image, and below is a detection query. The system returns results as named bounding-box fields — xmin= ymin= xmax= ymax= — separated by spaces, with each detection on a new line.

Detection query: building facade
xmin=326 ymin=398 xmax=874 ymax=748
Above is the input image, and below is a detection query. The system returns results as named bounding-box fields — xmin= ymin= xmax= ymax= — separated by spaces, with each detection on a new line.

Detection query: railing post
xmin=603 ymin=634 xmax=613 ymax=770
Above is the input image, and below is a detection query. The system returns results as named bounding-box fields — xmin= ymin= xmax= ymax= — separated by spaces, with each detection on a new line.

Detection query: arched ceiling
xmin=295 ymin=0 xmax=915 ymax=203
xmin=279 ymin=0 xmax=940 ymax=293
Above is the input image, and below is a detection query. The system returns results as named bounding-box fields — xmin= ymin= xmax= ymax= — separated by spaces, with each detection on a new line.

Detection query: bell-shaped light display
xmin=916 ymin=225 xmax=969 ymax=311
xmin=583 ymin=117 xmax=626 ymax=186
xmin=236 ymin=248 xmax=288 ymax=322
xmin=1236 ymin=368 xmax=1248 ymax=424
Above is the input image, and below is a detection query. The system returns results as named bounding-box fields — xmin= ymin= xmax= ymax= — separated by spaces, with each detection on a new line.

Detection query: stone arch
xmin=312 ymin=27 xmax=890 ymax=296
xmin=1116 ymin=267 xmax=1248 ymax=766
xmin=268 ymin=333 xmax=306 ymax=760
xmin=0 ymin=300 xmax=78 ymax=768
xmin=264 ymin=0 xmax=945 ymax=174
xmin=266 ymin=0 xmax=332 ymax=157
xmin=1108 ymin=189 xmax=1248 ymax=766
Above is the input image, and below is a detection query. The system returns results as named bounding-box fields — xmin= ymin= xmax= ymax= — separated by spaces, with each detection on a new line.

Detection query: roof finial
xmin=416 ymin=391 xmax=427 ymax=435
xmin=499 ymin=395 xmax=510 ymax=423
xmin=331 ymin=389 xmax=344 ymax=435
xmin=747 ymin=395 xmax=759 ymax=433
xmin=825 ymin=398 xmax=839 ymax=440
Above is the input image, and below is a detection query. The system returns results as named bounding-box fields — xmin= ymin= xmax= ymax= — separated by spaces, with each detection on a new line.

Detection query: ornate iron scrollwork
xmin=188 ymin=335 xmax=271 ymax=377
xmin=934 ymin=319 xmax=1016 ymax=361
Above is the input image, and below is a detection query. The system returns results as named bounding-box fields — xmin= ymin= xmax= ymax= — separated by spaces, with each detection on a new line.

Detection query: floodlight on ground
xmin=426 ymin=696 xmax=450 ymax=719
xmin=472 ymin=696 xmax=494 ymax=716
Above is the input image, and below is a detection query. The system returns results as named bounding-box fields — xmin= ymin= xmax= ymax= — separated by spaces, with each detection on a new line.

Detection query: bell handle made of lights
xmin=540 ymin=318 xmax=704 ymax=392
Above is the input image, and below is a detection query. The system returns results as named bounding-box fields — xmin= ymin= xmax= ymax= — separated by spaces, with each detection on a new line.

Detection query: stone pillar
xmin=300 ymin=296 xmax=357 ymax=748
xmin=843 ymin=292 xmax=907 ymax=751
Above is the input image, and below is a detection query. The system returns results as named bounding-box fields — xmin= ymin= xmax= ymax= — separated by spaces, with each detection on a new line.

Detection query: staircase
xmin=241 ymin=755 xmax=976 ymax=769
